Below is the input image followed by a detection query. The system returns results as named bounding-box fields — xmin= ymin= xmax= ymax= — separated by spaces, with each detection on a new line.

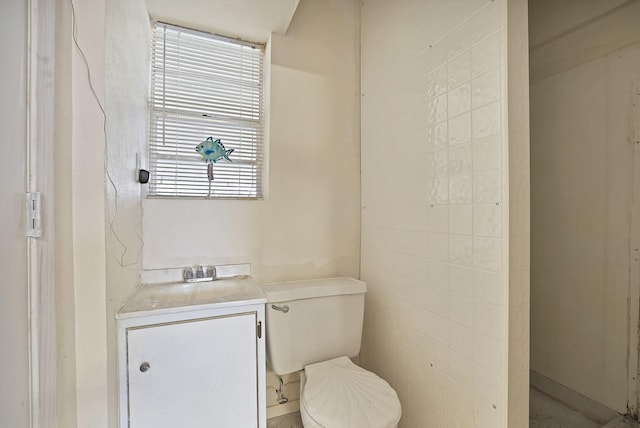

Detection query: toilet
xmin=261 ymin=277 xmax=402 ymax=428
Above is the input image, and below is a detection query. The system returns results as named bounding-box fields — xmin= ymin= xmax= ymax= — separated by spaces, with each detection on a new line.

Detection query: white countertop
xmin=117 ymin=276 xmax=266 ymax=319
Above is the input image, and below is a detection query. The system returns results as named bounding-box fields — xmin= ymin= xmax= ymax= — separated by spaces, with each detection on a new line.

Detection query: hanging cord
xmin=69 ymin=0 xmax=143 ymax=267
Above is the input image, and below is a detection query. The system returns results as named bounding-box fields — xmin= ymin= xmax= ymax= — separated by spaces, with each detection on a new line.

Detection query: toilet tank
xmin=261 ymin=277 xmax=366 ymax=375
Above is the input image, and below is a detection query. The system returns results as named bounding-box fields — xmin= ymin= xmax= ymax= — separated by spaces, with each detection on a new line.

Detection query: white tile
xmin=427 ymin=121 xmax=449 ymax=151
xmin=449 ymin=174 xmax=472 ymax=204
xmin=471 ymin=33 xmax=500 ymax=78
xmin=428 ymin=233 xmax=449 ymax=261
xmin=411 ymin=231 xmax=430 ymax=258
xmin=473 ymin=300 xmax=504 ymax=341
xmin=447 ymin=378 xmax=473 ymax=418
xmin=472 ymin=101 xmax=501 ymax=139
xmin=473 ymin=394 xmax=504 ymax=428
xmin=447 ymin=51 xmax=471 ymax=89
xmin=448 ymin=82 xmax=471 ymax=117
xmin=428 ymin=177 xmax=449 ymax=205
xmin=470 ymin=0 xmax=500 ymax=44
xmin=473 ymin=363 xmax=504 ymax=407
xmin=449 ymin=292 xmax=473 ymax=326
xmin=427 ymin=333 xmax=450 ymax=369
xmin=427 ymin=64 xmax=448 ymax=99
xmin=449 ymin=205 xmax=472 ymax=235
xmin=428 ymin=37 xmax=449 ymax=70
xmin=469 ymin=0 xmax=491 ymax=16
xmin=426 ymin=285 xmax=449 ymax=317
xmin=428 ymin=149 xmax=449 ymax=177
xmin=426 ymin=387 xmax=447 ymax=423
xmin=408 ymin=328 xmax=428 ymax=360
xmin=394 ymin=366 xmax=409 ymax=398
xmin=473 ymin=170 xmax=502 ymax=204
xmin=473 ymin=135 xmax=501 ymax=172
xmin=448 ymin=112 xmax=472 ymax=145
xmin=473 ymin=204 xmax=502 ymax=237
xmin=447 ymin=407 xmax=474 ymax=428
xmin=473 ymin=332 xmax=503 ymax=375
xmin=473 ymin=237 xmax=502 ymax=272
xmin=407 ymin=302 xmax=427 ymax=332
xmin=449 ymin=320 xmax=473 ymax=357
xmin=425 ymin=311 xmax=449 ymax=345
xmin=472 ymin=67 xmax=501 ymax=109
xmin=449 ymin=234 xmax=473 ymax=266
xmin=449 ymin=264 xmax=473 ymax=297
xmin=449 ymin=143 xmax=473 ymax=176
xmin=427 ymin=94 xmax=448 ymax=125
xmin=429 ymin=261 xmax=449 ymax=289
xmin=429 ymin=206 xmax=449 ymax=232
xmin=445 ymin=20 xmax=470 ymax=60
xmin=404 ymin=393 xmax=427 ymax=427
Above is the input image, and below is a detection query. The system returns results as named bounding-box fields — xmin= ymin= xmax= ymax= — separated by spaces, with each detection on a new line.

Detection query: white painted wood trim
xmin=628 ymin=79 xmax=640 ymax=418
xmin=26 ymin=0 xmax=57 ymax=426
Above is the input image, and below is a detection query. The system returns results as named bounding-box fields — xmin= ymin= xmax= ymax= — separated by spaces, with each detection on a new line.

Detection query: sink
xmin=117 ymin=276 xmax=266 ymax=319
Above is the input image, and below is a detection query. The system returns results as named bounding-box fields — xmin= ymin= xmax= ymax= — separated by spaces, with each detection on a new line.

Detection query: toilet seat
xmin=300 ymin=356 xmax=401 ymax=428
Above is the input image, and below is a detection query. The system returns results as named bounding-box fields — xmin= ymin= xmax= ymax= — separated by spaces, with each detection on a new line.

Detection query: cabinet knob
xmin=139 ymin=362 xmax=150 ymax=373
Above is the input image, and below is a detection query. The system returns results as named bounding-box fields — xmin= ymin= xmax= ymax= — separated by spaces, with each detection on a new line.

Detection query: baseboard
xmin=266 ymin=399 xmax=300 ymax=419
xmin=530 ymin=370 xmax=620 ymax=424
xmin=602 ymin=415 xmax=640 ymax=428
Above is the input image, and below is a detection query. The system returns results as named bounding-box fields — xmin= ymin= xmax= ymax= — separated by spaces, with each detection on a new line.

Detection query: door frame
xmin=26 ymin=0 xmax=57 ymax=426
xmin=630 ymin=80 xmax=640 ymax=419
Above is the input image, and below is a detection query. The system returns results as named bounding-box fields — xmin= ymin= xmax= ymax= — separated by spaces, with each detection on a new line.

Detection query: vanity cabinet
xmin=117 ymin=280 xmax=266 ymax=428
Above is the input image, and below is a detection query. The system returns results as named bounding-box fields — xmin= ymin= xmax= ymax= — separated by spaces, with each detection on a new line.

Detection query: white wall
xmin=530 ymin=0 xmax=640 ymax=81
xmin=360 ymin=0 xmax=529 ymax=426
xmin=55 ymin=0 xmax=109 ymax=426
xmin=142 ymin=0 xmax=361 ymax=285
xmin=530 ymin=0 xmax=640 ymax=412
xmin=104 ymin=0 xmax=150 ymax=425
xmin=0 ymin=0 xmax=29 ymax=426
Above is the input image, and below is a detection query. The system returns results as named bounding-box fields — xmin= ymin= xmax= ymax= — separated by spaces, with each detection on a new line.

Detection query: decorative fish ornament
xmin=195 ymin=137 xmax=234 ymax=164
xmin=195 ymin=137 xmax=233 ymax=182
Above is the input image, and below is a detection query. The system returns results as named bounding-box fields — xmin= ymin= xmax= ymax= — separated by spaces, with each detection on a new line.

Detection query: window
xmin=148 ymin=22 xmax=264 ymax=199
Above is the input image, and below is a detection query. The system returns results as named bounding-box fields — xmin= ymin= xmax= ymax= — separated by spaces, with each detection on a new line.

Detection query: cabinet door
xmin=127 ymin=312 xmax=259 ymax=427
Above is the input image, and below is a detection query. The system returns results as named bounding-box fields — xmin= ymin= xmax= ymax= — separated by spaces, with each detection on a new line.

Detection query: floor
xmin=267 ymin=411 xmax=303 ymax=428
xmin=530 ymin=388 xmax=600 ymax=428
xmin=267 ymin=389 xmax=640 ymax=427
xmin=530 ymin=388 xmax=640 ymax=428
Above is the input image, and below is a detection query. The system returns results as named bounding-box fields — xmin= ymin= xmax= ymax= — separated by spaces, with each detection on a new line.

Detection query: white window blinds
xmin=149 ymin=22 xmax=264 ymax=199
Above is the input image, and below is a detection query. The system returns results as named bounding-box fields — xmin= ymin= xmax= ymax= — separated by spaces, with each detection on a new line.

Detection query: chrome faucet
xmin=183 ymin=266 xmax=217 ymax=283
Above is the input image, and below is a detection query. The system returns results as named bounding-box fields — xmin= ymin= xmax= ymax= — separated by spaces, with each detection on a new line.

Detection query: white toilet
xmin=261 ymin=277 xmax=402 ymax=428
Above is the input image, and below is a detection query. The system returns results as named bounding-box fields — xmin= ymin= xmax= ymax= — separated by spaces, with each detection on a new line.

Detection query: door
xmin=0 ymin=0 xmax=30 ymax=426
xmin=127 ymin=312 xmax=259 ymax=427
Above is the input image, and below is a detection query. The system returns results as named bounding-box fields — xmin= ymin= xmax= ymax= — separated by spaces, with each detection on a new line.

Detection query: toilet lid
xmin=302 ymin=357 xmax=401 ymax=428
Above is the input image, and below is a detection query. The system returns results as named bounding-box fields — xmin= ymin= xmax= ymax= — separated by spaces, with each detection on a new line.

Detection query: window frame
xmin=147 ymin=22 xmax=265 ymax=200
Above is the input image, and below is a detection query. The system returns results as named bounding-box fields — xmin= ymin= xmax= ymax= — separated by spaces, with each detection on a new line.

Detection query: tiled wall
xmin=360 ymin=0 xmax=527 ymax=426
